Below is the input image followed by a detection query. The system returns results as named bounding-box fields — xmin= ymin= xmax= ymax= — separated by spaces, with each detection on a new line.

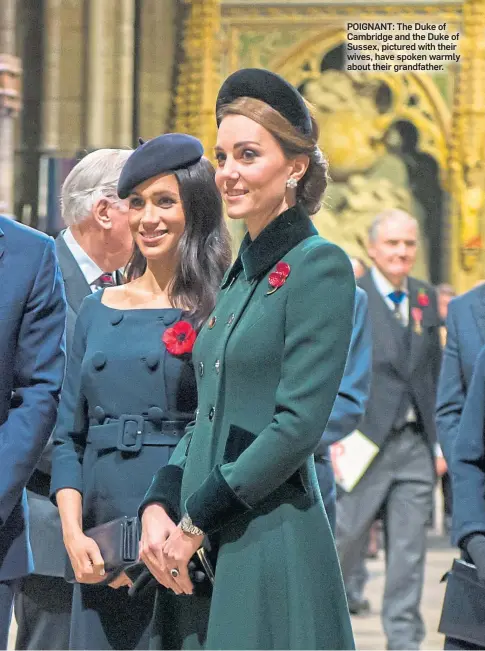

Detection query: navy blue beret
xmin=117 ymin=133 xmax=204 ymax=199
xmin=216 ymin=68 xmax=312 ymax=137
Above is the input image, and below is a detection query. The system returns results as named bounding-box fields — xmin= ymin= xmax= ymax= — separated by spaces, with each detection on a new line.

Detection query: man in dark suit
xmin=435 ymin=282 xmax=485 ymax=650
xmin=436 ymin=282 xmax=485 ymax=466
xmin=14 ymin=149 xmax=133 ymax=650
xmin=336 ymin=209 xmax=442 ymax=650
xmin=0 ymin=216 xmax=66 ymax=650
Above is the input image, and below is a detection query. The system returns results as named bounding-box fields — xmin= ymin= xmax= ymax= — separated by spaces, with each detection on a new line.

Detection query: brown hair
xmin=217 ymin=96 xmax=328 ymax=215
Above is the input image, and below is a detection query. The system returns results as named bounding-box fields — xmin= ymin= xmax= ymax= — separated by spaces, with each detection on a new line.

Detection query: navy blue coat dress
xmin=51 ymin=290 xmax=197 ymax=650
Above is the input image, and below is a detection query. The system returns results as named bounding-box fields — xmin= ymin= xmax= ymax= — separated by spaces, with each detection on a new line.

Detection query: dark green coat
xmin=142 ymin=204 xmax=356 ymax=650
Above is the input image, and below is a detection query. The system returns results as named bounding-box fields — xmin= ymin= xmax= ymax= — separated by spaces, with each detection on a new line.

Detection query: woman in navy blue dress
xmin=50 ymin=134 xmax=231 ymax=650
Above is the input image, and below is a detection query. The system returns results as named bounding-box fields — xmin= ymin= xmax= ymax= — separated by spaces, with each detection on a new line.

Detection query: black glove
xmin=465 ymin=534 xmax=485 ymax=583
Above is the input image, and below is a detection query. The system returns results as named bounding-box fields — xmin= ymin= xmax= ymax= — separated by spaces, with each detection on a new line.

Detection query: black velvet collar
xmin=221 ymin=203 xmax=317 ymax=288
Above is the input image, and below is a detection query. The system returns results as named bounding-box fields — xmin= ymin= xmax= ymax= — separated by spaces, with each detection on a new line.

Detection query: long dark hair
xmin=125 ymin=158 xmax=231 ymax=329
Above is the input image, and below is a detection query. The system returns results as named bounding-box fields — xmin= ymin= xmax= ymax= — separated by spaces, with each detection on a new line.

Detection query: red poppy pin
xmin=417 ymin=289 xmax=429 ymax=307
xmin=162 ymin=321 xmax=197 ymax=356
xmin=411 ymin=307 xmax=423 ymax=336
xmin=267 ymin=261 xmax=291 ymax=295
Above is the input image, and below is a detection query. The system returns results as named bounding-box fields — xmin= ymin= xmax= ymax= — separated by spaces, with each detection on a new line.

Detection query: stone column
xmin=174 ymin=0 xmax=221 ymax=153
xmin=0 ymin=0 xmax=21 ymax=215
xmin=85 ymin=0 xmax=109 ymax=149
xmin=112 ymin=0 xmax=135 ymax=147
xmin=138 ymin=0 xmax=177 ymax=138
xmin=41 ymin=0 xmax=62 ymax=154
xmin=448 ymin=0 xmax=485 ymax=291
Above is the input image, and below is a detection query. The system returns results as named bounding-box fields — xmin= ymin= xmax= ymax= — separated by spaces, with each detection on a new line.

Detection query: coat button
xmin=147 ymin=406 xmax=164 ymax=424
xmin=144 ymin=352 xmax=160 ymax=370
xmin=199 ymin=362 xmax=204 ymax=377
xmin=92 ymin=352 xmax=107 ymax=370
xmin=227 ymin=313 xmax=235 ymax=326
xmin=208 ymin=316 xmax=217 ymax=329
xmin=93 ymin=406 xmax=106 ymax=423
xmin=208 ymin=407 xmax=215 ymax=421
xmin=214 ymin=360 xmax=220 ymax=374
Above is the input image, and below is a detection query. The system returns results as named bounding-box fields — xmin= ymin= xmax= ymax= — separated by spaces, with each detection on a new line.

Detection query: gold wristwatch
xmin=180 ymin=513 xmax=204 ymax=536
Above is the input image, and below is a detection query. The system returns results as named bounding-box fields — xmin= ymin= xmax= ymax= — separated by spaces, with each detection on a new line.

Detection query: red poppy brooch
xmin=417 ymin=289 xmax=429 ymax=307
xmin=162 ymin=321 xmax=197 ymax=356
xmin=267 ymin=261 xmax=291 ymax=295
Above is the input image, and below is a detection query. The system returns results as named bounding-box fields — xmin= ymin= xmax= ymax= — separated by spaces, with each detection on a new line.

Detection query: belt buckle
xmin=117 ymin=415 xmax=144 ymax=452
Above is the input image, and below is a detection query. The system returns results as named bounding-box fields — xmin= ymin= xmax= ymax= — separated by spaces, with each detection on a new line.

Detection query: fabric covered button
xmin=208 ymin=407 xmax=215 ymax=421
xmin=227 ymin=313 xmax=235 ymax=326
xmin=92 ymin=352 xmax=107 ymax=370
xmin=110 ymin=312 xmax=124 ymax=326
xmin=145 ymin=352 xmax=160 ymax=370
xmin=163 ymin=313 xmax=179 ymax=326
xmin=199 ymin=362 xmax=204 ymax=377
xmin=147 ymin=406 xmax=164 ymax=424
xmin=93 ymin=406 xmax=106 ymax=423
xmin=208 ymin=316 xmax=217 ymax=329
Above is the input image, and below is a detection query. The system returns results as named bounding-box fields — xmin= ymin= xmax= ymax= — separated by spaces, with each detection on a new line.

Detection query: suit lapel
xmin=408 ymin=279 xmax=426 ymax=374
xmin=359 ymin=273 xmax=408 ymax=377
xmin=471 ymin=293 xmax=485 ymax=345
xmin=55 ymin=234 xmax=91 ymax=314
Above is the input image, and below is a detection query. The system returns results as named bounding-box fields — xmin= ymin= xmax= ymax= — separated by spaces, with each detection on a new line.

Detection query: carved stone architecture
xmin=5 ymin=0 xmax=485 ymax=289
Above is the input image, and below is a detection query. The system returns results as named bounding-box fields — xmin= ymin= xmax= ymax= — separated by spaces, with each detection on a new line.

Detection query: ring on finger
xmin=170 ymin=568 xmax=180 ymax=579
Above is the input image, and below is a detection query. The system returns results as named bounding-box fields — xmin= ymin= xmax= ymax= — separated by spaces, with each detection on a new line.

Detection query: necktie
xmin=97 ymin=273 xmax=115 ymax=288
xmin=388 ymin=290 xmax=406 ymax=323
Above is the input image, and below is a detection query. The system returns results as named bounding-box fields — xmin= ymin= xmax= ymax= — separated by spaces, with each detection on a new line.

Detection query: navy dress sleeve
xmin=50 ymin=298 xmax=91 ymax=503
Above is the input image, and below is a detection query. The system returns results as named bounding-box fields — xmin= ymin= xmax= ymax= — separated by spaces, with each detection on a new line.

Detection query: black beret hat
xmin=216 ymin=68 xmax=312 ymax=137
xmin=117 ymin=133 xmax=204 ymax=199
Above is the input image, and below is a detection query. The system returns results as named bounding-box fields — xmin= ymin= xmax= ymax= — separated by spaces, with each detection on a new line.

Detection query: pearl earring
xmin=286 ymin=178 xmax=298 ymax=189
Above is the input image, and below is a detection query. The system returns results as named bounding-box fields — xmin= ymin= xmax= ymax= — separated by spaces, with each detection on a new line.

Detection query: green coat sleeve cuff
xmin=138 ymin=464 xmax=184 ymax=523
xmin=185 ymin=464 xmax=252 ymax=534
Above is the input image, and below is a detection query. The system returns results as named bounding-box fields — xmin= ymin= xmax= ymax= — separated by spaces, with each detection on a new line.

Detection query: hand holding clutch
xmin=64 ymin=530 xmax=106 ymax=584
xmin=139 ymin=503 xmax=181 ymax=592
xmin=160 ymin=523 xmax=204 ymax=595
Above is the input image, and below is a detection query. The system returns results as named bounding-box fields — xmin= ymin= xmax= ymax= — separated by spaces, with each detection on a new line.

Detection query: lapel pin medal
xmin=412 ymin=289 xmax=428 ymax=335
xmin=267 ymin=261 xmax=291 ymax=295
xmin=411 ymin=307 xmax=423 ymax=336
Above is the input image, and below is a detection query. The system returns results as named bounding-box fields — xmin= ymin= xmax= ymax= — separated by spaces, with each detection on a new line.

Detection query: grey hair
xmin=61 ymin=149 xmax=132 ymax=226
xmin=368 ymin=208 xmax=419 ymax=243
xmin=436 ymin=283 xmax=456 ymax=297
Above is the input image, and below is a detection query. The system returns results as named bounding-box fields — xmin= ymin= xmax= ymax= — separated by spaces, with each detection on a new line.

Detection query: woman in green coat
xmin=139 ymin=68 xmax=356 ymax=650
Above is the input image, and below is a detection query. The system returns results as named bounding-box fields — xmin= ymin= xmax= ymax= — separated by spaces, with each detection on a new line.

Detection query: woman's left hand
xmin=162 ymin=526 xmax=204 ymax=595
xmin=108 ymin=571 xmax=133 ymax=590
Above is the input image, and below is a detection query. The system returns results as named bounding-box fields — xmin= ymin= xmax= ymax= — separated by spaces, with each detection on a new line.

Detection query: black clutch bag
xmin=65 ymin=515 xmax=217 ymax=591
xmin=438 ymin=558 xmax=485 ymax=647
xmin=65 ymin=516 xmax=139 ymax=583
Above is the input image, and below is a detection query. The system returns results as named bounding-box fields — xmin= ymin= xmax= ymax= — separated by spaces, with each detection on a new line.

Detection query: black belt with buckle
xmin=86 ymin=415 xmax=189 ymax=453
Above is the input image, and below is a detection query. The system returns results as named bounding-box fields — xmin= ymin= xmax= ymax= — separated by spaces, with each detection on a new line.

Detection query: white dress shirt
xmin=371 ymin=266 xmax=409 ymax=327
xmin=63 ymin=228 xmax=106 ymax=292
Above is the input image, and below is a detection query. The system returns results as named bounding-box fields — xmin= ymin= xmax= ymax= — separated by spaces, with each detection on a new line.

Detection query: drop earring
xmin=286 ymin=178 xmax=298 ymax=189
